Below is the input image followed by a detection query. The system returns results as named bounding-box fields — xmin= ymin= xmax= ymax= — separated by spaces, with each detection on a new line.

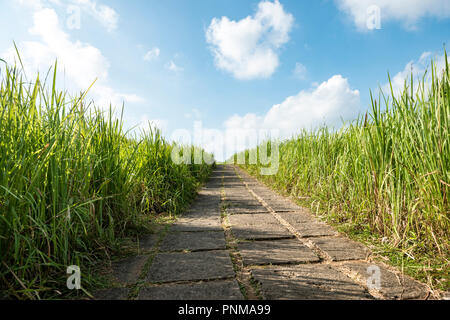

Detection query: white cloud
xmin=206 ymin=0 xmax=294 ymax=80
xmin=335 ymin=0 xmax=450 ymax=31
xmin=16 ymin=0 xmax=45 ymax=10
xmin=143 ymin=47 xmax=160 ymax=61
xmin=3 ymin=6 xmax=141 ymax=109
xmin=72 ymin=0 xmax=118 ymax=32
xmin=222 ymin=75 xmax=361 ymax=156
xmin=293 ymin=62 xmax=307 ymax=80
xmin=165 ymin=60 xmax=183 ymax=72
xmin=16 ymin=0 xmax=118 ymax=32
xmin=382 ymin=51 xmax=449 ymax=97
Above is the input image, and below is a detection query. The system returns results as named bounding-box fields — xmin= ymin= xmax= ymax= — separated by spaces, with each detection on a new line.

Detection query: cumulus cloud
xmin=165 ymin=60 xmax=183 ymax=72
xmin=16 ymin=0 xmax=118 ymax=32
xmin=2 ymin=6 xmax=142 ymax=109
xmin=72 ymin=0 xmax=119 ymax=32
xmin=335 ymin=0 xmax=450 ymax=31
xmin=143 ymin=47 xmax=160 ymax=61
xmin=221 ymin=75 xmax=361 ymax=158
xmin=206 ymin=0 xmax=294 ymax=80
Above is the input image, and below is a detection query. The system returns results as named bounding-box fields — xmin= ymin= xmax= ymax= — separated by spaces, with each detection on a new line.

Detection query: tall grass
xmin=239 ymin=55 xmax=449 ymax=272
xmin=0 ymin=61 xmax=212 ymax=299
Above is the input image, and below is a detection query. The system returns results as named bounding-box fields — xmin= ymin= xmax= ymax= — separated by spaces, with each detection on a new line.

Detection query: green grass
xmin=0 ymin=60 xmax=213 ymax=299
xmin=236 ymin=54 xmax=449 ymax=291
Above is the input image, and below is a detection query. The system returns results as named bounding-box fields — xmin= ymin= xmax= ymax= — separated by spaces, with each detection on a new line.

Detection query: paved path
xmin=94 ymin=165 xmax=431 ymax=300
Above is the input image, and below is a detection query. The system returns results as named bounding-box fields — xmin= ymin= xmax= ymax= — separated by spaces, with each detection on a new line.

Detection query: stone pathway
xmin=94 ymin=165 xmax=433 ymax=300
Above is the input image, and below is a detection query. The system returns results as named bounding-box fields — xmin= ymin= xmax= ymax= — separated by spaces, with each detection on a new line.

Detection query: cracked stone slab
xmin=111 ymin=255 xmax=148 ymax=285
xmin=253 ymin=191 xmax=283 ymax=198
xmin=138 ymin=280 xmax=243 ymax=300
xmin=225 ymin=189 xmax=251 ymax=195
xmin=229 ymin=214 xmax=293 ymax=240
xmin=227 ymin=209 xmax=269 ymax=215
xmin=263 ymin=200 xmax=301 ymax=212
xmin=204 ymin=180 xmax=222 ymax=185
xmin=137 ymin=234 xmax=160 ymax=251
xmin=171 ymin=217 xmax=222 ymax=232
xmin=195 ymin=192 xmax=221 ymax=199
xmin=225 ymin=196 xmax=261 ymax=202
xmin=276 ymin=211 xmax=316 ymax=225
xmin=253 ymin=194 xmax=287 ymax=201
xmin=281 ymin=217 xmax=338 ymax=237
xmin=224 ymin=202 xmax=265 ymax=211
xmin=224 ymin=191 xmax=250 ymax=196
xmin=94 ymin=288 xmax=129 ymax=300
xmin=224 ymin=189 xmax=247 ymax=193
xmin=192 ymin=194 xmax=221 ymax=202
xmin=310 ymin=236 xmax=369 ymax=261
xmin=342 ymin=262 xmax=429 ymax=300
xmin=248 ymin=186 xmax=275 ymax=193
xmin=237 ymin=239 xmax=320 ymax=266
xmin=226 ymin=204 xmax=268 ymax=214
xmin=225 ymin=199 xmax=262 ymax=207
xmin=255 ymin=195 xmax=287 ymax=202
xmin=184 ymin=207 xmax=221 ymax=218
xmin=225 ymin=197 xmax=258 ymax=203
xmin=295 ymin=222 xmax=337 ymax=238
xmin=251 ymin=265 xmax=372 ymax=300
xmin=159 ymin=231 xmax=226 ymax=252
xmin=190 ymin=203 xmax=221 ymax=211
xmin=192 ymin=196 xmax=221 ymax=203
xmin=188 ymin=201 xmax=220 ymax=210
xmin=196 ymin=194 xmax=220 ymax=200
xmin=147 ymin=251 xmax=235 ymax=283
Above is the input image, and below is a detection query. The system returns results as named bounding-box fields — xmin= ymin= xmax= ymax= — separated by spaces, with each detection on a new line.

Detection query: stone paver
xmin=138 ymin=280 xmax=243 ymax=300
xmin=111 ymin=255 xmax=148 ymax=285
xmin=276 ymin=210 xmax=315 ymax=224
xmin=262 ymin=199 xmax=301 ymax=212
xmin=251 ymin=265 xmax=372 ymax=300
xmin=183 ymin=207 xmax=220 ymax=218
xmin=342 ymin=262 xmax=429 ymax=299
xmin=229 ymin=214 xmax=293 ymax=240
xmin=137 ymin=234 xmax=159 ymax=251
xmin=310 ymin=236 xmax=369 ymax=261
xmin=226 ymin=199 xmax=262 ymax=207
xmin=159 ymin=231 xmax=226 ymax=252
xmin=237 ymin=239 xmax=320 ymax=266
xmin=170 ymin=216 xmax=222 ymax=232
xmin=226 ymin=205 xmax=269 ymax=215
xmin=289 ymin=221 xmax=338 ymax=237
xmin=147 ymin=251 xmax=235 ymax=283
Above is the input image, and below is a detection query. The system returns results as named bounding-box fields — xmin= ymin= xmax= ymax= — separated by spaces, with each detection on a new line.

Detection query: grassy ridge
xmin=238 ymin=56 xmax=449 ymax=289
xmin=0 ymin=62 xmax=213 ymax=299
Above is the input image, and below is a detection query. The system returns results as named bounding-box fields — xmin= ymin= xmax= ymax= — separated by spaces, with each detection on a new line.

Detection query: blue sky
xmin=1 ymin=0 xmax=450 ymax=160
